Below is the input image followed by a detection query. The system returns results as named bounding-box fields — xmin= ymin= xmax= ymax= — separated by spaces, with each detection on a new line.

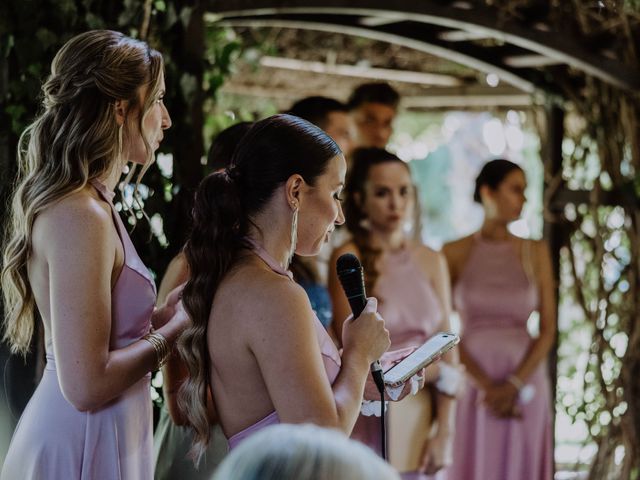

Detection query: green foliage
xmin=0 ymin=1 xmax=143 ymax=139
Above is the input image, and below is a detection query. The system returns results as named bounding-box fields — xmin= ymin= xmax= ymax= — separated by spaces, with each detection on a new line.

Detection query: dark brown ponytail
xmin=178 ymin=114 xmax=341 ymax=461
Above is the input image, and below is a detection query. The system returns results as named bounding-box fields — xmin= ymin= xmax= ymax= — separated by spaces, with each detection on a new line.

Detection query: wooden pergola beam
xmin=207 ymin=0 xmax=640 ymax=91
xmin=214 ymin=17 xmax=539 ymax=94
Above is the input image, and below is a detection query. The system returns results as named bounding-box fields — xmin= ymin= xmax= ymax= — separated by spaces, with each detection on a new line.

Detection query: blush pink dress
xmin=349 ymin=245 xmax=443 ymax=479
xmin=448 ymin=236 xmax=553 ymax=480
xmin=226 ymin=242 xmax=341 ymax=449
xmin=1 ymin=180 xmax=156 ymax=479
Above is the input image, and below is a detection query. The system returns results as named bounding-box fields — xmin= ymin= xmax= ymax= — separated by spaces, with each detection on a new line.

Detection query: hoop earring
xmin=289 ymin=205 xmax=299 ymax=263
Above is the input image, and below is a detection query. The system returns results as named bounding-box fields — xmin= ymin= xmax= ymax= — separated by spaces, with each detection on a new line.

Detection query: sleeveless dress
xmin=1 ymin=180 xmax=157 ymax=480
xmin=225 ymin=243 xmax=342 ymax=449
xmin=448 ymin=236 xmax=553 ymax=480
xmin=350 ymin=245 xmax=443 ymax=479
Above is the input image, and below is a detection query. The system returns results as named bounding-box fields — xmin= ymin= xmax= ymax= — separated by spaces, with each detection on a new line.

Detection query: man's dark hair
xmin=347 ymin=82 xmax=400 ymax=111
xmin=286 ymin=96 xmax=348 ymax=131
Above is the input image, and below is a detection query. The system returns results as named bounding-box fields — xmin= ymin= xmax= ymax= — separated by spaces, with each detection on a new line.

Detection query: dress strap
xmin=89 ymin=178 xmax=116 ymax=204
xmin=245 ymin=238 xmax=294 ymax=280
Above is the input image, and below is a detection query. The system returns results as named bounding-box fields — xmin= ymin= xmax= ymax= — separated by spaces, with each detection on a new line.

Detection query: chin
xmin=295 ymin=240 xmax=324 ymax=257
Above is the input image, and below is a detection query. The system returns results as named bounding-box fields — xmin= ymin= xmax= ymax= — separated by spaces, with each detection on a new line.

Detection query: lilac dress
xmin=449 ymin=236 xmax=553 ymax=480
xmin=226 ymin=243 xmax=342 ymax=449
xmin=1 ymin=180 xmax=156 ymax=479
xmin=350 ymin=246 xmax=443 ymax=478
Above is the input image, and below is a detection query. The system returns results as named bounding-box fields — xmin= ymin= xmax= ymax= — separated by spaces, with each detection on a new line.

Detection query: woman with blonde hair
xmin=1 ymin=30 xmax=187 ymax=479
xmin=213 ymin=423 xmax=400 ymax=480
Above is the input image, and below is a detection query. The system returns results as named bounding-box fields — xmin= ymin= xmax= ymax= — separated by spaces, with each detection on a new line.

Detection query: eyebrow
xmin=371 ymin=182 xmax=410 ymax=188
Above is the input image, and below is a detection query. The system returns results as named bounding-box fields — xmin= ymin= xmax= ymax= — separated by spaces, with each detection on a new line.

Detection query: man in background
xmin=287 ymin=96 xmax=354 ymax=157
xmin=348 ymin=82 xmax=400 ymax=149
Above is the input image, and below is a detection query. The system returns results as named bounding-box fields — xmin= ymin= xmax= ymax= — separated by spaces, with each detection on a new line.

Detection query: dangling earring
xmin=359 ymin=217 xmax=371 ymax=231
xmin=289 ymin=204 xmax=299 ymax=264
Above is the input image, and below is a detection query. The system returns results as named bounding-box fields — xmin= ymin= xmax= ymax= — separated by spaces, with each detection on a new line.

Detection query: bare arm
xmin=46 ymin=199 xmax=184 ymax=411
xmin=416 ymin=249 xmax=457 ymax=473
xmin=428 ymin=251 xmax=457 ymax=430
xmin=511 ymin=240 xmax=557 ymax=382
xmin=250 ymin=283 xmax=389 ymax=434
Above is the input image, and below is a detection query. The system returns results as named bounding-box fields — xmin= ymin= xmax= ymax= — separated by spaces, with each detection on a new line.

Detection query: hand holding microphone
xmin=337 ymin=253 xmax=390 ymax=393
xmin=341 ymin=297 xmax=390 ymax=370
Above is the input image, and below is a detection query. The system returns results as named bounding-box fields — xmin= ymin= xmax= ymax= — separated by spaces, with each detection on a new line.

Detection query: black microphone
xmin=336 ymin=253 xmax=385 ymax=393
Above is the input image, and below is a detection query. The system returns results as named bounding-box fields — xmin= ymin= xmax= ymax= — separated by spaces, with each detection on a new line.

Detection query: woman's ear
xmin=285 ymin=174 xmax=304 ymax=209
xmin=479 ymin=185 xmax=497 ymax=217
xmin=479 ymin=184 xmax=492 ymax=205
xmin=114 ymin=99 xmax=129 ymax=126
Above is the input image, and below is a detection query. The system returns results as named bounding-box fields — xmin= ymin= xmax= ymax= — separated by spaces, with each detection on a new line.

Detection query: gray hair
xmin=212 ymin=424 xmax=400 ymax=480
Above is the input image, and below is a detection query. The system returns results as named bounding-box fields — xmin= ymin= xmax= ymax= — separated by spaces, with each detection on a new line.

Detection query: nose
xmin=390 ymin=192 xmax=403 ymax=211
xmin=161 ymin=103 xmax=172 ymax=130
xmin=335 ymin=201 xmax=345 ymax=226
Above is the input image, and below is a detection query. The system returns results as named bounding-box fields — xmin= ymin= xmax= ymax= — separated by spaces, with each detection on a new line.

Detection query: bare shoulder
xmin=412 ymin=243 xmax=441 ymax=263
xmin=226 ymin=262 xmax=313 ymax=329
xmin=166 ymin=252 xmax=188 ymax=275
xmin=530 ymin=238 xmax=549 ymax=251
xmin=528 ymin=238 xmax=551 ymax=263
xmin=33 ymin=187 xmax=114 ymax=253
xmin=412 ymin=243 xmax=448 ymax=279
xmin=442 ymin=235 xmax=474 ymax=261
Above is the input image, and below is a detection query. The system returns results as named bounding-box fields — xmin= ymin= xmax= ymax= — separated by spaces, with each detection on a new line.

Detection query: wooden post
xmin=165 ymin=1 xmax=205 ymax=261
xmin=542 ymin=103 xmax=564 ymax=475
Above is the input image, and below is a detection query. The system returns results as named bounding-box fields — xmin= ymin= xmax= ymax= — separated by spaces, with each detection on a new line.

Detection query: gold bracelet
xmin=143 ymin=332 xmax=170 ymax=369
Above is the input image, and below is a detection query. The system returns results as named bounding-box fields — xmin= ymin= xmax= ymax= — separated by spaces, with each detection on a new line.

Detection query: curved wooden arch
xmin=206 ymin=0 xmax=640 ymax=92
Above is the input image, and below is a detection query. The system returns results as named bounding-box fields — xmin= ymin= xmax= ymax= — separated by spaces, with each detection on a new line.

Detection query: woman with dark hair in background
xmin=1 ymin=30 xmax=187 ymax=479
xmin=153 ymin=122 xmax=253 ymax=480
xmin=174 ymin=114 xmax=391 ymax=463
xmin=443 ymin=159 xmax=555 ymax=480
xmin=329 ymin=148 xmax=459 ymax=479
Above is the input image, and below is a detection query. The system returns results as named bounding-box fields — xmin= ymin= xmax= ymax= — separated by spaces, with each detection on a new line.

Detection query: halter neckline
xmin=89 ymin=178 xmax=116 ymax=203
xmin=245 ymin=238 xmax=294 ymax=280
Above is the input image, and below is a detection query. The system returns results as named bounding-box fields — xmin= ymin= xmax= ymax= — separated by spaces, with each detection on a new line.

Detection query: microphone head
xmin=336 ymin=253 xmax=366 ymax=298
xmin=336 ymin=253 xmax=361 ymax=273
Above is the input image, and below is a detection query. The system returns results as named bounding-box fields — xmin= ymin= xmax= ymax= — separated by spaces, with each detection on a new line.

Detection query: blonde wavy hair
xmin=1 ymin=30 xmax=164 ymax=355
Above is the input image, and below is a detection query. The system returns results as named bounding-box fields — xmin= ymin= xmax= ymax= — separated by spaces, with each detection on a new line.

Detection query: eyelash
xmin=334 ymin=193 xmax=344 ymax=201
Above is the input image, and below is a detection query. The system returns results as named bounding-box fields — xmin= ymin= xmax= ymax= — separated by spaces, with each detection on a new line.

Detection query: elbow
xmin=63 ymin=390 xmax=104 ymax=412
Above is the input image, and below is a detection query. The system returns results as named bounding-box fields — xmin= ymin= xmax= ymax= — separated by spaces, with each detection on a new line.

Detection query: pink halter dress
xmin=448 ymin=235 xmax=553 ymax=480
xmin=226 ymin=242 xmax=342 ymax=449
xmin=1 ymin=180 xmax=156 ymax=480
xmin=349 ymin=245 xmax=443 ymax=471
